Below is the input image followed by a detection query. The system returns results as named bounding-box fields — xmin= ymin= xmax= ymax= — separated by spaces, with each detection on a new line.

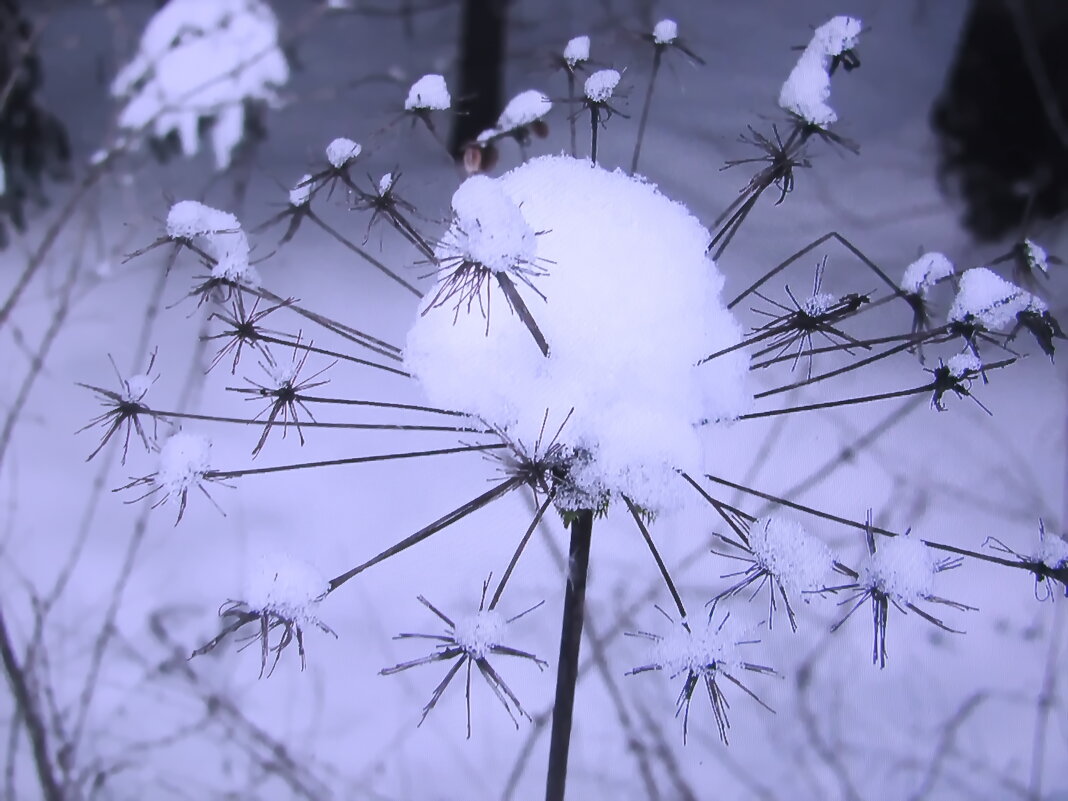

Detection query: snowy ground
xmin=2 ymin=1 xmax=1067 ymax=799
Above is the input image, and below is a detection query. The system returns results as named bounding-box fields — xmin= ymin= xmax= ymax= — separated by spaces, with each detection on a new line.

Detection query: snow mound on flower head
xmin=861 ymin=535 xmax=935 ymax=604
xmin=406 ymin=155 xmax=749 ymax=511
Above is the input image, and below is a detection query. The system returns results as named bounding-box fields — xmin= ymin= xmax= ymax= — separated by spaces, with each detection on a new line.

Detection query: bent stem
xmin=545 ymin=509 xmax=594 ymax=801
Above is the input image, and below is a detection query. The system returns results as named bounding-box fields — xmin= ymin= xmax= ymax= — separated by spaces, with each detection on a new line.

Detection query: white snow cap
xmin=289 ymin=173 xmax=313 ymax=207
xmin=245 ymin=551 xmax=328 ymax=622
xmin=407 ymin=155 xmax=749 ymax=512
xmin=948 ymin=267 xmax=1029 ymax=331
xmin=748 ymin=515 xmax=833 ymax=593
xmin=325 ymin=137 xmax=361 ymax=168
xmin=902 ymin=252 xmax=954 ymax=295
xmin=166 ymin=200 xmax=258 ymax=287
xmin=405 ymin=73 xmax=451 ymax=111
xmin=564 ymin=35 xmax=590 ymax=67
xmin=453 ymin=610 xmax=505 ymax=660
xmin=584 ymin=69 xmax=621 ymax=103
xmin=156 ymin=432 xmax=212 ymax=497
xmin=653 ymin=19 xmax=678 ymax=45
xmin=779 ymin=16 xmax=862 ymax=127
xmin=378 ymin=172 xmax=395 ymax=194
xmin=803 ymin=291 xmax=836 ymax=317
xmin=497 ymin=90 xmax=552 ymax=132
xmin=861 ymin=535 xmax=935 ymax=605
xmin=439 ymin=175 xmax=537 ymax=275
xmin=947 ymin=352 xmax=981 ymax=378
xmin=122 ymin=373 xmax=155 ymax=404
xmin=111 ymin=0 xmax=289 ymax=170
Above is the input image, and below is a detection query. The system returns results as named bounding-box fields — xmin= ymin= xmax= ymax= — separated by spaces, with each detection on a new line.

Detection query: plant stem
xmin=567 ymin=72 xmax=577 ymax=157
xmin=590 ymin=108 xmax=600 ymax=166
xmin=545 ymin=509 xmax=594 ymax=801
xmin=630 ymin=48 xmax=662 ymax=175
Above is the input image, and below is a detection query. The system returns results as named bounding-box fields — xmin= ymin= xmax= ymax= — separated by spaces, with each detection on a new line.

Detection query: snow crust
xmin=584 ymin=70 xmax=620 ymax=103
xmin=111 ymin=0 xmax=289 ymax=170
xmin=779 ymin=16 xmax=862 ymax=127
xmin=245 ymin=551 xmax=328 ymax=622
xmin=563 ymin=35 xmax=590 ymax=67
xmin=902 ymin=252 xmax=953 ymax=295
xmin=496 ymin=90 xmax=552 ymax=133
xmin=407 ymin=155 xmax=749 ymax=512
xmin=653 ymin=19 xmax=678 ymax=45
xmin=861 ymin=535 xmax=934 ymax=604
xmin=405 ymin=74 xmax=450 ymax=111
xmin=948 ymin=267 xmax=1028 ymax=331
xmin=156 ymin=432 xmax=212 ymax=498
xmin=452 ymin=610 xmax=505 ymax=660
xmin=325 ymin=137 xmax=361 ymax=168
xmin=166 ymin=200 xmax=258 ymax=287
xmin=748 ymin=515 xmax=833 ymax=593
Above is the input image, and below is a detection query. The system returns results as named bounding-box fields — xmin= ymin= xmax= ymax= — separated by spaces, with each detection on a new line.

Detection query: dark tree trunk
xmin=448 ymin=0 xmax=507 ymax=159
xmin=931 ymin=0 xmax=1068 ymax=240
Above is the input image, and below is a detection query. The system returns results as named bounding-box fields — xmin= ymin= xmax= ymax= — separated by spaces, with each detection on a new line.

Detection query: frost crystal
xmin=584 ymin=69 xmax=620 ymax=103
xmin=779 ymin=15 xmax=862 ymax=127
xmin=245 ymin=552 xmax=328 ymax=623
xmin=564 ymin=35 xmax=590 ymax=67
xmin=111 ymin=0 xmax=289 ymax=170
xmin=157 ymin=432 xmax=212 ymax=498
xmin=405 ymin=74 xmax=450 ymax=111
xmin=653 ymin=19 xmax=678 ymax=45
xmin=289 ymin=174 xmax=313 ymax=207
xmin=748 ymin=515 xmax=833 ymax=593
xmin=861 ymin=535 xmax=935 ymax=605
xmin=452 ymin=610 xmax=506 ymax=660
xmin=497 ymin=90 xmax=552 ymax=133
xmin=407 ymin=155 xmax=749 ymax=511
xmin=325 ymin=137 xmax=361 ymax=168
xmin=803 ymin=292 xmax=836 ymax=317
xmin=948 ymin=267 xmax=1029 ymax=331
xmin=166 ymin=200 xmax=258 ymax=287
xmin=902 ymin=252 xmax=954 ymax=295
xmin=439 ymin=175 xmax=537 ymax=275
xmin=947 ymin=352 xmax=981 ymax=378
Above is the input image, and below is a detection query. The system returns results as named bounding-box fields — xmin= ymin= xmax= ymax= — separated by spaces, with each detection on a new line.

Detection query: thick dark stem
xmin=630 ymin=48 xmax=662 ymax=174
xmin=545 ymin=509 xmax=594 ymax=801
xmin=590 ymin=108 xmax=599 ymax=166
xmin=448 ymin=0 xmax=507 ymax=157
xmin=567 ymin=72 xmax=577 ymax=157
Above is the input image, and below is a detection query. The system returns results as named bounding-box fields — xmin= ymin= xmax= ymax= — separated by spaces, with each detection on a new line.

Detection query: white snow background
xmin=2 ymin=1 xmax=1067 ymax=799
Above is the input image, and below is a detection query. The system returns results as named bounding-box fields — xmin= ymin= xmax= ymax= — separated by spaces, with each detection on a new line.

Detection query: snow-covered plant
xmin=67 ymin=10 xmax=1068 ymax=801
xmin=111 ymin=0 xmax=290 ymax=170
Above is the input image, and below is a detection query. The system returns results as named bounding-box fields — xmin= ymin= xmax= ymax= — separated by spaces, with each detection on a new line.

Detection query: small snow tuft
xmin=326 ymin=137 xmax=361 ymax=168
xmin=1023 ymin=239 xmax=1049 ymax=276
xmin=651 ymin=617 xmax=737 ymax=677
xmin=157 ymin=432 xmax=212 ymax=497
xmin=497 ymin=90 xmax=552 ymax=132
xmin=564 ymin=35 xmax=590 ymax=67
xmin=584 ymin=69 xmax=621 ymax=103
xmin=748 ymin=515 xmax=833 ymax=593
xmin=453 ymin=610 xmax=505 ymax=660
xmin=861 ymin=535 xmax=935 ymax=605
xmin=948 ymin=267 xmax=1029 ymax=331
xmin=166 ymin=200 xmax=240 ymax=240
xmin=378 ymin=173 xmax=395 ymax=194
xmin=123 ymin=374 xmax=154 ymax=403
xmin=1034 ymin=524 xmax=1068 ymax=570
xmin=405 ymin=74 xmax=451 ymax=111
xmin=812 ymin=16 xmax=863 ymax=57
xmin=947 ymin=352 xmax=981 ymax=378
xmin=289 ymin=174 xmax=313 ymax=207
xmin=439 ymin=175 xmax=537 ymax=275
xmin=245 ymin=551 xmax=328 ymax=623
xmin=166 ymin=200 xmax=257 ymax=288
xmin=803 ymin=292 xmax=836 ymax=317
xmin=902 ymin=252 xmax=954 ymax=295
xmin=653 ymin=19 xmax=678 ymax=45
